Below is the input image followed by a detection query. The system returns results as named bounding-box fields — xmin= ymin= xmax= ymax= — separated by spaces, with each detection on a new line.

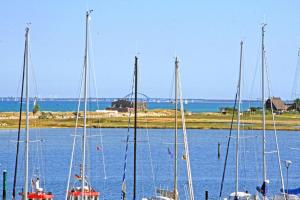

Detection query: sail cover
xmin=256 ymin=180 xmax=269 ymax=196
xmin=281 ymin=187 xmax=300 ymax=195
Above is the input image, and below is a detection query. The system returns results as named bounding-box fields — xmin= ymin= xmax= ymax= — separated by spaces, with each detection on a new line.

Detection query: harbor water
xmin=0 ymin=128 xmax=299 ymax=199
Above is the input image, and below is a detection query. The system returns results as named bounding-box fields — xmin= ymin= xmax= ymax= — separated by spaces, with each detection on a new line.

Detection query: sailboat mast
xmin=133 ymin=56 xmax=138 ymax=200
xmin=235 ymin=41 xmax=243 ymax=196
xmin=174 ymin=57 xmax=179 ymax=200
xmin=261 ymin=24 xmax=267 ymax=191
xmin=23 ymin=27 xmax=30 ymax=200
xmin=81 ymin=10 xmax=92 ymax=199
xmin=12 ymin=27 xmax=27 ymax=200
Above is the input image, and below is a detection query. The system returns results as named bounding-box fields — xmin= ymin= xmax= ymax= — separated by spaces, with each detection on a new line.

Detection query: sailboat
xmin=16 ymin=27 xmax=54 ymax=200
xmin=120 ymin=56 xmax=139 ymax=200
xmin=220 ymin=24 xmax=286 ymax=200
xmin=66 ymin=10 xmax=100 ymax=200
xmin=228 ymin=41 xmax=249 ymax=200
xmin=225 ymin=41 xmax=257 ymax=200
xmin=218 ymin=41 xmax=257 ymax=200
xmin=143 ymin=57 xmax=194 ymax=200
xmin=256 ymin=24 xmax=286 ymax=200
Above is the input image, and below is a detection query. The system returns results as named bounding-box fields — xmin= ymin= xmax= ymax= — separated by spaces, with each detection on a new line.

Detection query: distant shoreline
xmin=0 ymin=97 xmax=295 ymax=102
xmin=0 ymin=110 xmax=299 ymax=131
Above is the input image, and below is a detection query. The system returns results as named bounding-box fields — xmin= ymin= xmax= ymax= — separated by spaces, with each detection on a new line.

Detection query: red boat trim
xmin=68 ymin=191 xmax=100 ymax=197
xmin=20 ymin=192 xmax=54 ymax=199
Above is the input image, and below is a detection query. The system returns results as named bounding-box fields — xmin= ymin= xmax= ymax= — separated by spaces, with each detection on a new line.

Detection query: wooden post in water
xmin=133 ymin=56 xmax=138 ymax=200
xmin=218 ymin=142 xmax=221 ymax=159
xmin=3 ymin=170 xmax=7 ymax=200
xmin=205 ymin=191 xmax=208 ymax=200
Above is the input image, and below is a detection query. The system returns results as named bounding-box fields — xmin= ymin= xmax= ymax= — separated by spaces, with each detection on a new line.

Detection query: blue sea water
xmin=0 ymin=128 xmax=299 ymax=199
xmin=0 ymin=99 xmax=261 ymax=113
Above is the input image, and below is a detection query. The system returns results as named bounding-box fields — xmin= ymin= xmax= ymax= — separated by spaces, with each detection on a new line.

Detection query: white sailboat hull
xmin=227 ymin=191 xmax=259 ymax=200
xmin=274 ymin=194 xmax=300 ymax=200
xmin=142 ymin=196 xmax=173 ymax=200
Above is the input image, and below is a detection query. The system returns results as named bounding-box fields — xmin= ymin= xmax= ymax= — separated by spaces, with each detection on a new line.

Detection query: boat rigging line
xmin=218 ymin=88 xmax=238 ymax=199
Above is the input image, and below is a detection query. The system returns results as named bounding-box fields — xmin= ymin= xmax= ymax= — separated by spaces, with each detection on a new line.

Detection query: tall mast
xmin=23 ymin=26 xmax=30 ymax=200
xmin=174 ymin=57 xmax=179 ymax=200
xmin=261 ymin=24 xmax=267 ymax=199
xmin=133 ymin=56 xmax=138 ymax=200
xmin=12 ymin=27 xmax=27 ymax=200
xmin=235 ymin=41 xmax=243 ymax=197
xmin=81 ymin=10 xmax=92 ymax=199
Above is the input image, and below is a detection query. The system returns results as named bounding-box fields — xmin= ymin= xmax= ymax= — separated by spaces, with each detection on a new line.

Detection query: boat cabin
xmin=142 ymin=188 xmax=176 ymax=200
xmin=27 ymin=192 xmax=54 ymax=200
xmin=20 ymin=191 xmax=54 ymax=200
xmin=20 ymin=177 xmax=54 ymax=200
xmin=228 ymin=192 xmax=251 ymax=200
xmin=67 ymin=187 xmax=99 ymax=200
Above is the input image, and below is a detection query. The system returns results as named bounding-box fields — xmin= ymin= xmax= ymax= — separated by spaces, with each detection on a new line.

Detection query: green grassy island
xmin=0 ymin=109 xmax=299 ymax=131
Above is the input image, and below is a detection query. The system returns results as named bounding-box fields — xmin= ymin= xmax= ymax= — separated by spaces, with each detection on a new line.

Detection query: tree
xmin=294 ymin=98 xmax=300 ymax=112
xmin=33 ymin=103 xmax=40 ymax=115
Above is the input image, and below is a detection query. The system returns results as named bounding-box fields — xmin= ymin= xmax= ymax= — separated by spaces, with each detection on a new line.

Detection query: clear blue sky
xmin=0 ymin=1 xmax=299 ymax=99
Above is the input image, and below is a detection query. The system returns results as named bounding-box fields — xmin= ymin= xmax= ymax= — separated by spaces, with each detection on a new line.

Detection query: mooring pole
xmin=133 ymin=56 xmax=138 ymax=200
xmin=218 ymin=142 xmax=221 ymax=159
xmin=3 ymin=170 xmax=7 ymax=200
xmin=205 ymin=191 xmax=208 ymax=200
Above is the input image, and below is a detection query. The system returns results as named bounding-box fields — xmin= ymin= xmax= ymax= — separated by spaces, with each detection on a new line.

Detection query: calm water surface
xmin=0 ymin=128 xmax=300 ymax=199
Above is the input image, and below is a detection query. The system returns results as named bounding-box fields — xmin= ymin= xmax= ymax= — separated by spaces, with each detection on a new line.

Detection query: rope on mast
xmin=64 ymin=41 xmax=86 ymax=200
xmin=89 ymin=9 xmax=108 ymax=183
xmin=178 ymin=63 xmax=195 ymax=200
xmin=144 ymin=101 xmax=157 ymax=196
xmin=265 ymin=55 xmax=286 ymax=200
xmin=121 ymin=57 xmax=136 ymax=200
xmin=291 ymin=49 xmax=300 ymax=100
xmin=219 ymin=92 xmax=238 ymax=199
xmin=121 ymin=100 xmax=133 ymax=200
